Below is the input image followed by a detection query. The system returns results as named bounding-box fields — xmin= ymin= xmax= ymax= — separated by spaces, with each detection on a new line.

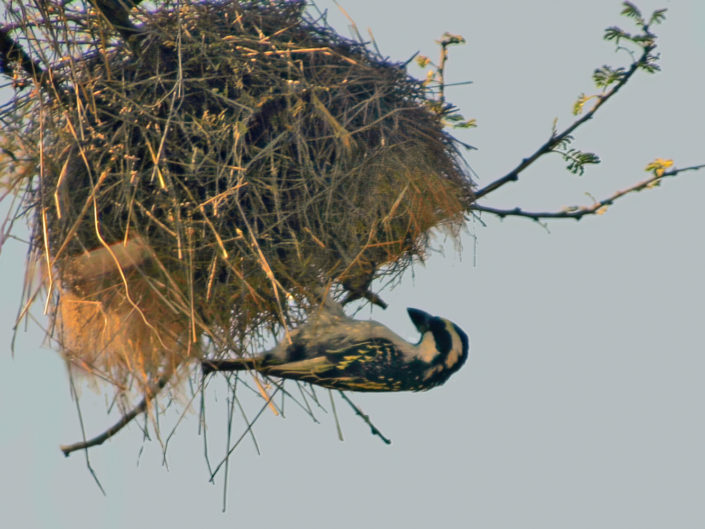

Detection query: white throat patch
xmin=417 ymin=331 xmax=440 ymax=363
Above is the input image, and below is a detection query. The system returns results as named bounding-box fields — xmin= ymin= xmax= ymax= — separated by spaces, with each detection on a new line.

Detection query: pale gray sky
xmin=1 ymin=1 xmax=704 ymax=527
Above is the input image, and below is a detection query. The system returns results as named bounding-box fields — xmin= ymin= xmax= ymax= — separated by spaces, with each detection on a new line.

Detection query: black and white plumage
xmin=202 ymin=304 xmax=469 ymax=392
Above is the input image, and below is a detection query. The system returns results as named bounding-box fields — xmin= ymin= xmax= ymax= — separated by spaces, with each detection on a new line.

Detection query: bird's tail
xmin=202 ymin=358 xmax=258 ymax=376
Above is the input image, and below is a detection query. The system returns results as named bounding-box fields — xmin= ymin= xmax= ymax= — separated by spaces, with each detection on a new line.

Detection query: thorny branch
xmin=472 ymin=164 xmax=705 ymax=222
xmin=466 ymin=5 xmax=703 ymax=222
xmin=472 ymin=45 xmax=652 ymax=203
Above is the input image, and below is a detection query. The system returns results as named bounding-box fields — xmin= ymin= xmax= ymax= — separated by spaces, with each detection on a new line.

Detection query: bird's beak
xmin=407 ymin=308 xmax=432 ymax=333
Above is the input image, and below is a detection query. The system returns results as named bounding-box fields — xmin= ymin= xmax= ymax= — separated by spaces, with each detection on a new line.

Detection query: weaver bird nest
xmin=2 ymin=0 xmax=474 ymax=396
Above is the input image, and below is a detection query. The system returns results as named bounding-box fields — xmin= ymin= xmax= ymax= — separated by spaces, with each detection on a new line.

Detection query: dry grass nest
xmin=1 ymin=0 xmax=474 ymax=395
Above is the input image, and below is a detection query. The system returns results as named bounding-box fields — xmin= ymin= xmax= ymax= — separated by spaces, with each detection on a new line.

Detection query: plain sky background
xmin=1 ymin=0 xmax=704 ymax=527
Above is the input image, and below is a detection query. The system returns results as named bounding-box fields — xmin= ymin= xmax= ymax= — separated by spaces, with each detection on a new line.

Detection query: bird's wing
xmin=260 ymin=355 xmax=333 ymax=378
xmin=259 ymin=346 xmax=404 ymax=391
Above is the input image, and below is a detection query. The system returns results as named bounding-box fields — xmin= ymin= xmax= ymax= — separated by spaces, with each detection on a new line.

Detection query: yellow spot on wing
xmin=323 ymin=378 xmax=390 ymax=391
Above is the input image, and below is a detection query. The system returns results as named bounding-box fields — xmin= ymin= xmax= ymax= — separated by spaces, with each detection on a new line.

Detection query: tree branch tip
xmin=60 ymin=443 xmax=82 ymax=457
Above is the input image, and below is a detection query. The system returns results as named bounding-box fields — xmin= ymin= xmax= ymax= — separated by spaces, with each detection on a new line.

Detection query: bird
xmin=202 ymin=304 xmax=469 ymax=392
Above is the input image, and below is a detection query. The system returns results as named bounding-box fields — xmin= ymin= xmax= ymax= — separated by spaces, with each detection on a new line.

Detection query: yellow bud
xmin=645 ymin=157 xmax=674 ymax=177
xmin=416 ymin=55 xmax=431 ymax=68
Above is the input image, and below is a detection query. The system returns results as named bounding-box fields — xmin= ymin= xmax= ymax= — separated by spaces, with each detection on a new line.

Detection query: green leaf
xmin=565 ymin=150 xmax=601 ymax=176
xmin=621 ymin=2 xmax=643 ymax=23
xmin=439 ymin=32 xmax=466 ymax=47
xmin=593 ymin=66 xmax=626 ymax=88
xmin=573 ymin=93 xmax=596 ymax=115
xmin=553 ymin=134 xmax=574 ymax=151
xmin=416 ymin=55 xmax=431 ymax=68
xmin=453 ymin=118 xmax=477 ymax=129
xmin=604 ymin=26 xmax=632 ymax=44
xmin=649 ymin=9 xmax=667 ymax=26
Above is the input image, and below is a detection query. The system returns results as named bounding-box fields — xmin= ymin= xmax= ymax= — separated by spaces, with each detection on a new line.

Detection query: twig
xmin=60 ymin=372 xmax=172 ymax=456
xmin=473 ymin=46 xmax=653 ymax=202
xmin=67 ymin=368 xmax=106 ymax=494
xmin=329 ymin=389 xmax=343 ymax=441
xmin=338 ymin=391 xmax=391 ymax=445
xmin=208 ymin=386 xmax=281 ymax=482
xmin=341 ymin=288 xmax=388 ymax=309
xmin=473 ymin=163 xmax=705 ymax=221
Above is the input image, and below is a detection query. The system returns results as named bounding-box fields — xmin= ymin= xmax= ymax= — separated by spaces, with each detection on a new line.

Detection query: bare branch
xmin=60 ymin=373 xmax=172 ymax=457
xmin=338 ymin=391 xmax=392 ymax=445
xmin=473 ymin=163 xmax=705 ymax=222
xmin=473 ymin=45 xmax=654 ymax=202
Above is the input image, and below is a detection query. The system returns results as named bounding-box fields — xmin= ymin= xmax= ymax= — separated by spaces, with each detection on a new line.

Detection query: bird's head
xmin=407 ymin=307 xmax=469 ymax=388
